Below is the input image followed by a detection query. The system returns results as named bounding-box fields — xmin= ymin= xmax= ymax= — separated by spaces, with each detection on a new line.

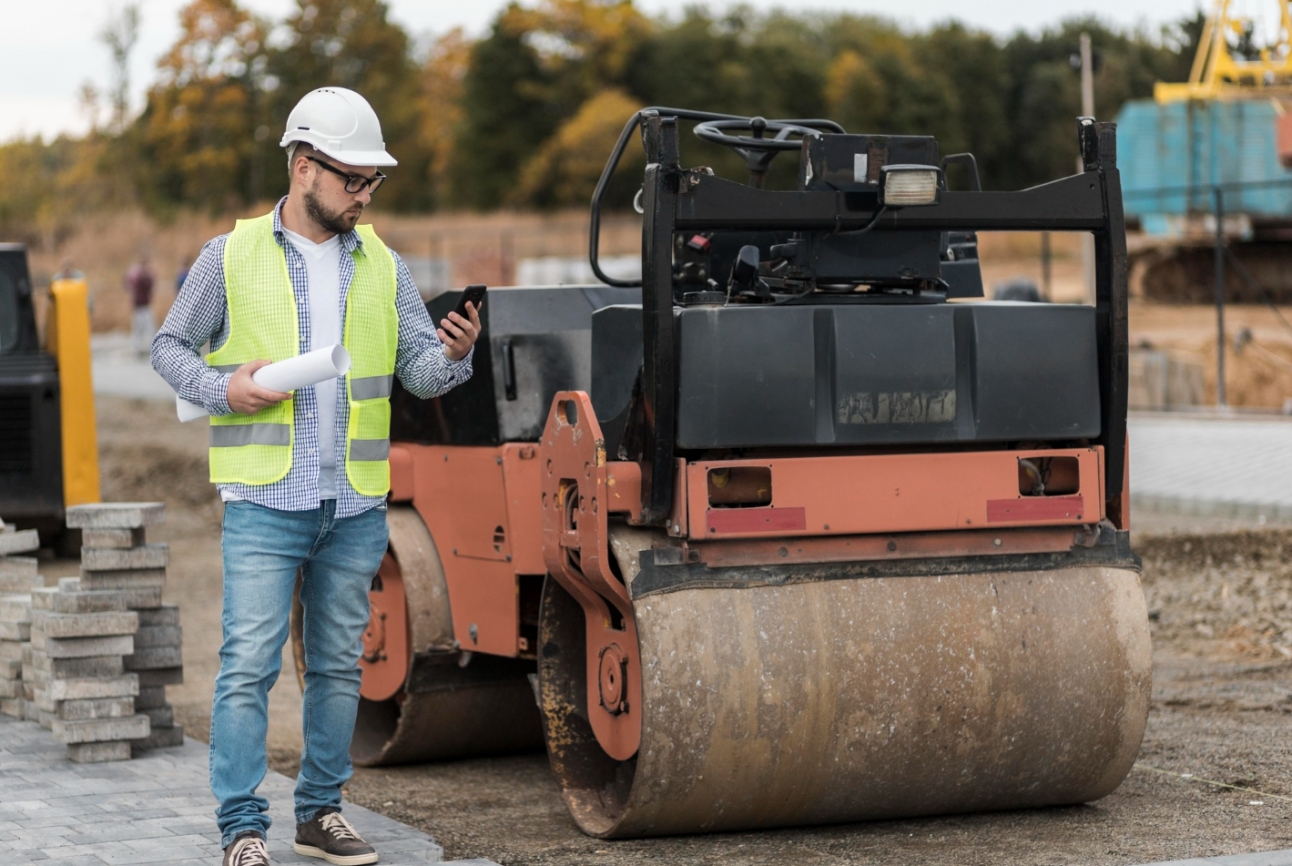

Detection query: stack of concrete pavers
xmin=28 ymin=576 xmax=147 ymax=762
xmin=0 ymin=518 xmax=42 ymax=719
xmin=66 ymin=502 xmax=184 ymax=754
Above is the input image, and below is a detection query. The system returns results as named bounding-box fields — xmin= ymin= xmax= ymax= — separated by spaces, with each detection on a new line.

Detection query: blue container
xmin=1115 ymin=98 xmax=1292 ymax=234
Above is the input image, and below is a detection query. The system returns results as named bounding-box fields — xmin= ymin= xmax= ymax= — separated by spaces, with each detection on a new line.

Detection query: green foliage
xmin=0 ymin=0 xmax=1206 ymax=228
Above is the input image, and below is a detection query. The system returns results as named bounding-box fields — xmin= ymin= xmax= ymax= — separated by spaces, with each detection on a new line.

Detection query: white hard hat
xmin=280 ymin=87 xmax=397 ymax=167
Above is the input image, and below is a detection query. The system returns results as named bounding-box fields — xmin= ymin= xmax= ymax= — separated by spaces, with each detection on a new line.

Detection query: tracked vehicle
xmin=292 ymin=108 xmax=1148 ymax=837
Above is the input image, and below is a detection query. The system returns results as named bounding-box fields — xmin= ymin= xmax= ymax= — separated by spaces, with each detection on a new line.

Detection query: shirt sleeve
xmin=150 ymin=237 xmax=235 ymax=416
xmin=391 ymin=250 xmax=474 ymax=399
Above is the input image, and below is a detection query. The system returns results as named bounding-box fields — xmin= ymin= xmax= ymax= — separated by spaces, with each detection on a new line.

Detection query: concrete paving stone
xmin=65 ymin=503 xmax=165 ymax=530
xmin=0 ymin=620 xmax=30 ymax=641
xmin=32 ymin=610 xmax=138 ymax=639
xmin=35 ymin=633 xmax=133 ymax=659
xmin=52 ymin=714 xmax=149 ymax=744
xmin=57 ymin=697 xmax=135 ymax=721
xmin=44 ymin=675 xmax=138 ymax=701
xmin=133 ymin=625 xmax=181 ymax=648
xmin=31 ymin=651 xmax=124 ymax=679
xmin=31 ymin=610 xmax=137 ymax=643
xmin=80 ymin=545 xmax=169 ymax=572
xmin=0 ymin=593 xmax=32 ymax=623
xmin=0 ymin=640 xmax=23 ymax=662
xmin=135 ymin=605 xmax=178 ymax=628
xmin=123 ymin=646 xmax=181 ymax=670
xmin=66 ymin=740 xmax=133 ymax=763
xmin=138 ymin=705 xmax=172 ymax=728
xmin=32 ymin=587 xmax=127 ymax=614
xmin=119 ymin=587 xmax=163 ymax=609
xmin=77 ymin=568 xmax=166 ymax=591
xmin=0 ymin=715 xmax=444 ymax=865
xmin=81 ymin=527 xmax=146 ymax=549
xmin=0 ymin=529 xmax=40 ymax=556
xmin=0 ymin=554 xmax=39 ymax=578
xmin=134 ymin=686 xmax=166 ymax=709
xmin=132 ymin=723 xmax=183 ymax=752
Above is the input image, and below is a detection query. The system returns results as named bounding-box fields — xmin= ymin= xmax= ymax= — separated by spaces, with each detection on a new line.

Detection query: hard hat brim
xmin=312 ymin=145 xmax=398 ymax=168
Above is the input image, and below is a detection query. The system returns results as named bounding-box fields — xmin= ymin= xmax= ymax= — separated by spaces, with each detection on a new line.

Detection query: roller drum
xmin=540 ymin=560 xmax=1151 ymax=838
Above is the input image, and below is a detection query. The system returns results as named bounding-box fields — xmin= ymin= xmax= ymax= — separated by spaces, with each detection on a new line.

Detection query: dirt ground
xmin=66 ymin=394 xmax=1292 ymax=865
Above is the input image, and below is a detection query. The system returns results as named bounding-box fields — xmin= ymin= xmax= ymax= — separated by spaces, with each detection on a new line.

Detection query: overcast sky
xmin=1 ymin=0 xmax=1212 ymax=143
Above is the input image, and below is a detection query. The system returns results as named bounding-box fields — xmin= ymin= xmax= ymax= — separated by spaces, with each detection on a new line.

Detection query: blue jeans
xmin=211 ymin=500 xmax=388 ymax=847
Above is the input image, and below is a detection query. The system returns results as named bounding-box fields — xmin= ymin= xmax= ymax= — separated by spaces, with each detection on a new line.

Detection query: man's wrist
xmin=203 ymin=372 xmax=234 ymax=415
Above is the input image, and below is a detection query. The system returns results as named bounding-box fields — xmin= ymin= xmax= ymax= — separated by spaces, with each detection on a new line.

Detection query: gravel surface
xmin=82 ymin=395 xmax=1292 ymax=865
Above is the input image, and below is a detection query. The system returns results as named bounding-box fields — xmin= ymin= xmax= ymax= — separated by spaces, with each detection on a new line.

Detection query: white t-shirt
xmin=282 ymin=227 xmax=343 ymax=499
xmin=222 ymin=229 xmax=343 ymax=503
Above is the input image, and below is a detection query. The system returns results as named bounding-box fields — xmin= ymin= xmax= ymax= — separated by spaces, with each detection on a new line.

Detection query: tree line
xmin=0 ymin=0 xmax=1202 ymax=238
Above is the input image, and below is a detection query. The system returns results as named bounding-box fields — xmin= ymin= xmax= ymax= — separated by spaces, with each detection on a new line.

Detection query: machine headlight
xmin=879 ymin=165 xmax=941 ymax=206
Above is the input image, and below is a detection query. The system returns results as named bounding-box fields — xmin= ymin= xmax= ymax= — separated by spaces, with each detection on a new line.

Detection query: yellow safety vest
xmin=207 ymin=213 xmax=399 ymax=496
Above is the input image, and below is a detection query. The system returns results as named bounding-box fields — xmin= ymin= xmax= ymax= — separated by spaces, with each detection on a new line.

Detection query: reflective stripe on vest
xmin=348 ymin=439 xmax=391 ymax=461
xmin=349 ymin=374 xmax=393 ymax=400
xmin=206 ymin=213 xmax=399 ymax=494
xmin=210 ymin=424 xmax=292 ymax=447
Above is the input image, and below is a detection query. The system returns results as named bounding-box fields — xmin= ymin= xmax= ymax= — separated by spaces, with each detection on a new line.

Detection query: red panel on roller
xmin=987 ymin=496 xmax=1084 ymax=523
xmin=707 ymin=507 xmax=807 ymax=534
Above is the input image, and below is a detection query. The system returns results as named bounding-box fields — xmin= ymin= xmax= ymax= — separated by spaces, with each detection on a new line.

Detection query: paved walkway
xmin=1138 ymin=851 xmax=1292 ymax=866
xmin=91 ymin=333 xmax=174 ymax=403
xmin=1129 ymin=413 xmax=1292 ymax=520
xmin=0 ymin=715 xmax=488 ymax=866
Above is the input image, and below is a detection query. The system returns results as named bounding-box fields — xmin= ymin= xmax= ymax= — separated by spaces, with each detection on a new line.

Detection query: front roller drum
xmin=538 ymin=560 xmax=1151 ymax=838
xmin=291 ymin=505 xmax=543 ymax=766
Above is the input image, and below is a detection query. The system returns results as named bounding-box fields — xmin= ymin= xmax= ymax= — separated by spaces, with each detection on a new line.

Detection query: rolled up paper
xmin=176 ymin=344 xmax=353 ymax=422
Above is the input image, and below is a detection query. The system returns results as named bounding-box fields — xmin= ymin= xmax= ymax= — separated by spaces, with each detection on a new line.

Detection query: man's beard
xmin=303 ymin=180 xmax=361 ymax=235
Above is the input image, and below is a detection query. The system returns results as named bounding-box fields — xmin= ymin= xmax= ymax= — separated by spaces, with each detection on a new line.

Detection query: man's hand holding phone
xmin=440 ymin=285 xmax=485 ymax=361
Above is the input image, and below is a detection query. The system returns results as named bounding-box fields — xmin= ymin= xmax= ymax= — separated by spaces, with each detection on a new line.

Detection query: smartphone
xmin=450 ymin=284 xmax=487 ymax=322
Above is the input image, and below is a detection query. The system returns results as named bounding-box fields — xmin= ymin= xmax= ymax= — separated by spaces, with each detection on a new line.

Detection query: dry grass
xmin=1130 ymin=302 xmax=1292 ymax=408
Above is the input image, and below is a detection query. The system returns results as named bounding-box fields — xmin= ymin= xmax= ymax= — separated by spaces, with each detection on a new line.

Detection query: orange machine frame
xmin=390 ymin=429 xmax=1110 ymax=668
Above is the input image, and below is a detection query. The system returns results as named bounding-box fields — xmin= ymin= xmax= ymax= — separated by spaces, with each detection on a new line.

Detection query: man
xmin=153 ymin=87 xmax=481 ymax=866
xmin=126 ymin=254 xmax=155 ymax=356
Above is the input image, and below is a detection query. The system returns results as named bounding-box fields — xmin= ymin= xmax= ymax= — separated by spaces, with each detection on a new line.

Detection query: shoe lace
xmin=231 ymin=836 xmax=268 ymax=866
xmin=319 ymin=812 xmax=362 ymax=843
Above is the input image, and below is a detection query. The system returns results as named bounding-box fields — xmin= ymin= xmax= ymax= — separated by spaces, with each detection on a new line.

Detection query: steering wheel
xmin=694 ymin=117 xmax=845 ymax=187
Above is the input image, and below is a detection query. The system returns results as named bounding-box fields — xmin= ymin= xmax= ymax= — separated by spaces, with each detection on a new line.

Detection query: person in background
xmin=176 ymin=256 xmax=191 ymax=294
xmin=125 ymin=254 xmax=155 ymax=356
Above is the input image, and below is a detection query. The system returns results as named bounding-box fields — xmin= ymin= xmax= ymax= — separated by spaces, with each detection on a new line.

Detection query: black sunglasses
xmin=306 ymin=156 xmax=386 ymax=194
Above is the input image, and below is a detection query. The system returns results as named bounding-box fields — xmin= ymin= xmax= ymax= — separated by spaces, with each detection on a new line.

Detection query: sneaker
xmin=223 ymin=832 xmax=270 ymax=866
xmin=294 ymin=808 xmax=378 ymax=865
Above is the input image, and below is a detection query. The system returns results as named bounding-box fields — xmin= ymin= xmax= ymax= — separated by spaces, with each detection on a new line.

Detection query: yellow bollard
xmin=46 ymin=279 xmax=101 ymax=507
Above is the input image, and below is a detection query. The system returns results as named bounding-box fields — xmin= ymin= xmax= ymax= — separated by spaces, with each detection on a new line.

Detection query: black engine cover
xmin=593 ymin=302 xmax=1100 ymax=451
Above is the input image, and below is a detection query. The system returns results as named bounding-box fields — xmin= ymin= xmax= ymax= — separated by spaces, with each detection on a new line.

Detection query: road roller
xmin=292 ymin=108 xmax=1149 ymax=838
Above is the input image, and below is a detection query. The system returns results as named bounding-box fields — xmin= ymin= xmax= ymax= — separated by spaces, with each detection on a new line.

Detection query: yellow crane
xmin=1157 ymin=0 xmax=1292 ymax=102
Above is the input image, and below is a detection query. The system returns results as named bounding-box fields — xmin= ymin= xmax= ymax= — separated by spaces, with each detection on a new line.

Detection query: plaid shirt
xmin=152 ymin=198 xmax=472 ymax=518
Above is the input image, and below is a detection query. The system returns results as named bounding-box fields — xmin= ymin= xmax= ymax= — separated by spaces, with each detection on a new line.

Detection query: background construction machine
xmin=0 ymin=247 xmax=99 ymax=544
xmin=292 ymin=108 xmax=1147 ymax=838
xmin=1119 ymin=0 xmax=1292 ymax=302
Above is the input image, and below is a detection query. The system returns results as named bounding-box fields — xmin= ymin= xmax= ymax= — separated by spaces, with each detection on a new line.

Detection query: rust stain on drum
xmin=584 ymin=564 xmax=1150 ymax=837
